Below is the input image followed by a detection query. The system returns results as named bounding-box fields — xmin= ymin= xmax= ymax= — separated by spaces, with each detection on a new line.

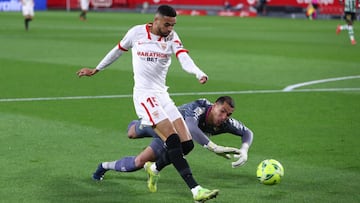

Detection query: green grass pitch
xmin=0 ymin=11 xmax=359 ymax=202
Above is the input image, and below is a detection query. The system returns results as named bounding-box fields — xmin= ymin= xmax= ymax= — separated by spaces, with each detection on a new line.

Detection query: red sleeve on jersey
xmin=175 ymin=49 xmax=189 ymax=58
xmin=118 ymin=43 xmax=128 ymax=51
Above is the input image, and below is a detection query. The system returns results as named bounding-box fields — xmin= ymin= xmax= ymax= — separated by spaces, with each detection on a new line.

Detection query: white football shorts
xmin=80 ymin=0 xmax=90 ymax=10
xmin=22 ymin=5 xmax=34 ymax=17
xmin=133 ymin=90 xmax=182 ymax=126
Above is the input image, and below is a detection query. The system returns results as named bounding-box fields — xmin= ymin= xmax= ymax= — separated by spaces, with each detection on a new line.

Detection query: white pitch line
xmin=283 ymin=75 xmax=360 ymax=92
xmin=1 ymin=88 xmax=360 ymax=103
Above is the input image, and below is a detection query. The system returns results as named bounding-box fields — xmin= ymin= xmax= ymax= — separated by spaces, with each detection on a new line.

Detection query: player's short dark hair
xmin=156 ymin=5 xmax=177 ymax=17
xmin=215 ymin=96 xmax=235 ymax=108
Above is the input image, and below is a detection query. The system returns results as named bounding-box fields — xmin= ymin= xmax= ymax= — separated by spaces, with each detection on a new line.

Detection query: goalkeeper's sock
xmin=103 ymin=156 xmax=140 ymax=172
xmin=165 ymin=134 xmax=198 ymax=189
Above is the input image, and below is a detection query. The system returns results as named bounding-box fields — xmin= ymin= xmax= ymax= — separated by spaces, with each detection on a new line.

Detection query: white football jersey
xmin=118 ymin=24 xmax=188 ymax=92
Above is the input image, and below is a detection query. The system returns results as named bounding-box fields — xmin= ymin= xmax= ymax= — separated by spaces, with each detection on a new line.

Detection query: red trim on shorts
xmin=141 ymin=102 xmax=155 ymax=126
xmin=175 ymin=49 xmax=188 ymax=58
xmin=118 ymin=43 xmax=128 ymax=51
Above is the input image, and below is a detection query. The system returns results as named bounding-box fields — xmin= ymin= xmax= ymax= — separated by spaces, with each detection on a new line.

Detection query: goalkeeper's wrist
xmin=240 ymin=143 xmax=249 ymax=152
xmin=205 ymin=141 xmax=218 ymax=152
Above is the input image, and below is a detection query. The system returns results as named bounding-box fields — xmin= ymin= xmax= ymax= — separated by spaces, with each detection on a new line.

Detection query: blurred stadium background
xmin=0 ymin=0 xmax=350 ymax=19
xmin=1 ymin=0 xmax=360 ymax=202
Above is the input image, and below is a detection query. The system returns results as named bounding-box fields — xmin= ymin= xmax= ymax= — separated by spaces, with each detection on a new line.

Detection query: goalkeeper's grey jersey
xmin=343 ymin=0 xmax=357 ymax=13
xmin=178 ymin=98 xmax=252 ymax=146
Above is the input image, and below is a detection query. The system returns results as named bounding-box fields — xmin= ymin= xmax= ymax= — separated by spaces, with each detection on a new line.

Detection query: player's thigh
xmin=135 ymin=146 xmax=157 ymax=167
xmin=158 ymin=93 xmax=191 ymax=141
xmin=154 ymin=119 xmax=176 ymax=140
xmin=149 ymin=138 xmax=166 ymax=158
xmin=172 ymin=118 xmax=192 ymax=142
xmin=159 ymin=92 xmax=182 ymax=122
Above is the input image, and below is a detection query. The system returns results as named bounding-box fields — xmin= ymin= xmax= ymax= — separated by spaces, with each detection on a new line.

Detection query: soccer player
xmin=20 ymin=0 xmax=34 ymax=31
xmin=336 ymin=0 xmax=358 ymax=45
xmin=77 ymin=5 xmax=219 ymax=202
xmin=79 ymin=0 xmax=90 ymax=21
xmin=92 ymin=96 xmax=253 ymax=187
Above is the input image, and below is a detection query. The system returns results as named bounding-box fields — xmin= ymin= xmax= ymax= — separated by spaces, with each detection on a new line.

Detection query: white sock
xmin=191 ymin=185 xmax=201 ymax=196
xmin=341 ymin=25 xmax=349 ymax=30
xmin=151 ymin=163 xmax=159 ymax=174
xmin=102 ymin=161 xmax=116 ymax=170
xmin=348 ymin=26 xmax=355 ymax=41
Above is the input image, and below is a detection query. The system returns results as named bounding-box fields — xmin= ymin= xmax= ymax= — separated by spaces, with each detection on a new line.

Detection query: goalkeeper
xmin=93 ymin=96 xmax=253 ymax=183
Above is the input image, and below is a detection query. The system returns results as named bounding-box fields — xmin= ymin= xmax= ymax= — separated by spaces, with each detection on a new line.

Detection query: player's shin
xmin=165 ymin=134 xmax=198 ymax=189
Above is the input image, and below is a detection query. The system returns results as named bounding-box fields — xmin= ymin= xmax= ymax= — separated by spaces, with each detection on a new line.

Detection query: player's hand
xmin=213 ymin=146 xmax=238 ymax=159
xmin=199 ymin=76 xmax=208 ymax=84
xmin=232 ymin=147 xmax=248 ymax=168
xmin=77 ymin=68 xmax=98 ymax=77
xmin=213 ymin=145 xmax=240 ymax=154
xmin=205 ymin=141 xmax=240 ymax=159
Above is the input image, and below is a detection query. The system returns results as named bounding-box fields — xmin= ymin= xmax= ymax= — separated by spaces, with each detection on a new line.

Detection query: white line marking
xmin=283 ymin=75 xmax=360 ymax=92
xmin=1 ymin=88 xmax=360 ymax=103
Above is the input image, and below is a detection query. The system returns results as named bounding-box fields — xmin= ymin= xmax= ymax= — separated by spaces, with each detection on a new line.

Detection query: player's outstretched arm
xmin=77 ymin=45 xmax=124 ymax=78
xmin=177 ymin=52 xmax=208 ymax=83
xmin=228 ymin=121 xmax=254 ymax=167
xmin=185 ymin=117 xmax=238 ymax=159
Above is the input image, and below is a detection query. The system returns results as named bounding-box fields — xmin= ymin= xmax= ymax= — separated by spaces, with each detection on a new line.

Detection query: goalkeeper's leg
xmin=127 ymin=119 xmax=158 ymax=139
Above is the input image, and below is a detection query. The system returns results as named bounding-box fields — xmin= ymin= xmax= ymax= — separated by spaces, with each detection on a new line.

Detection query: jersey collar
xmin=146 ymin=23 xmax=163 ymax=41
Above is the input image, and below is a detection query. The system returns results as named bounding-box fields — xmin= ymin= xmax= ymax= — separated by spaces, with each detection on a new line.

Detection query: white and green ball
xmin=256 ymin=159 xmax=284 ymax=185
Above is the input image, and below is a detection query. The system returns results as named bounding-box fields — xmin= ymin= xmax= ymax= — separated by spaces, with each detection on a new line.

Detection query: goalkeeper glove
xmin=231 ymin=143 xmax=249 ymax=168
xmin=205 ymin=141 xmax=240 ymax=159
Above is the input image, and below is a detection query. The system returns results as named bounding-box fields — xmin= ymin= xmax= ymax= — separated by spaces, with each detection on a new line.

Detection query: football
xmin=256 ymin=159 xmax=284 ymax=185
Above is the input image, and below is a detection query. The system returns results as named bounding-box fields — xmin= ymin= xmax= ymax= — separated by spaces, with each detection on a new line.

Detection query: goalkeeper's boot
xmin=144 ymin=162 xmax=160 ymax=192
xmin=92 ymin=163 xmax=108 ymax=181
xmin=193 ymin=187 xmax=219 ymax=203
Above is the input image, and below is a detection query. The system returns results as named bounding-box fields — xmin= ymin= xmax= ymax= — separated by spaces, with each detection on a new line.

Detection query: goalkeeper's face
xmin=211 ymin=102 xmax=234 ymax=126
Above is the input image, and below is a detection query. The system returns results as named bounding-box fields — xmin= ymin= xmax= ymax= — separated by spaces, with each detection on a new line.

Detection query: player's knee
xmin=127 ymin=120 xmax=138 ymax=139
xmin=127 ymin=130 xmax=137 ymax=139
xmin=165 ymin=134 xmax=181 ymax=149
xmin=181 ymin=140 xmax=194 ymax=155
xmin=134 ymin=156 xmax=146 ymax=168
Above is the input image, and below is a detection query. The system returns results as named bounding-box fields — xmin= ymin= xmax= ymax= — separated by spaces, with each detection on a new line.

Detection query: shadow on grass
xmin=41 ymin=173 xmax=193 ymax=202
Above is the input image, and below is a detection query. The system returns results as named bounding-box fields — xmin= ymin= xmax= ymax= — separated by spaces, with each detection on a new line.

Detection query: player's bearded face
xmin=212 ymin=103 xmax=234 ymax=126
xmin=155 ymin=16 xmax=176 ymax=37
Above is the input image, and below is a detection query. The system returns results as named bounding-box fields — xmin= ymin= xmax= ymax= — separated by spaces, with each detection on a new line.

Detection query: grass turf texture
xmin=1 ymin=11 xmax=360 ymax=203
